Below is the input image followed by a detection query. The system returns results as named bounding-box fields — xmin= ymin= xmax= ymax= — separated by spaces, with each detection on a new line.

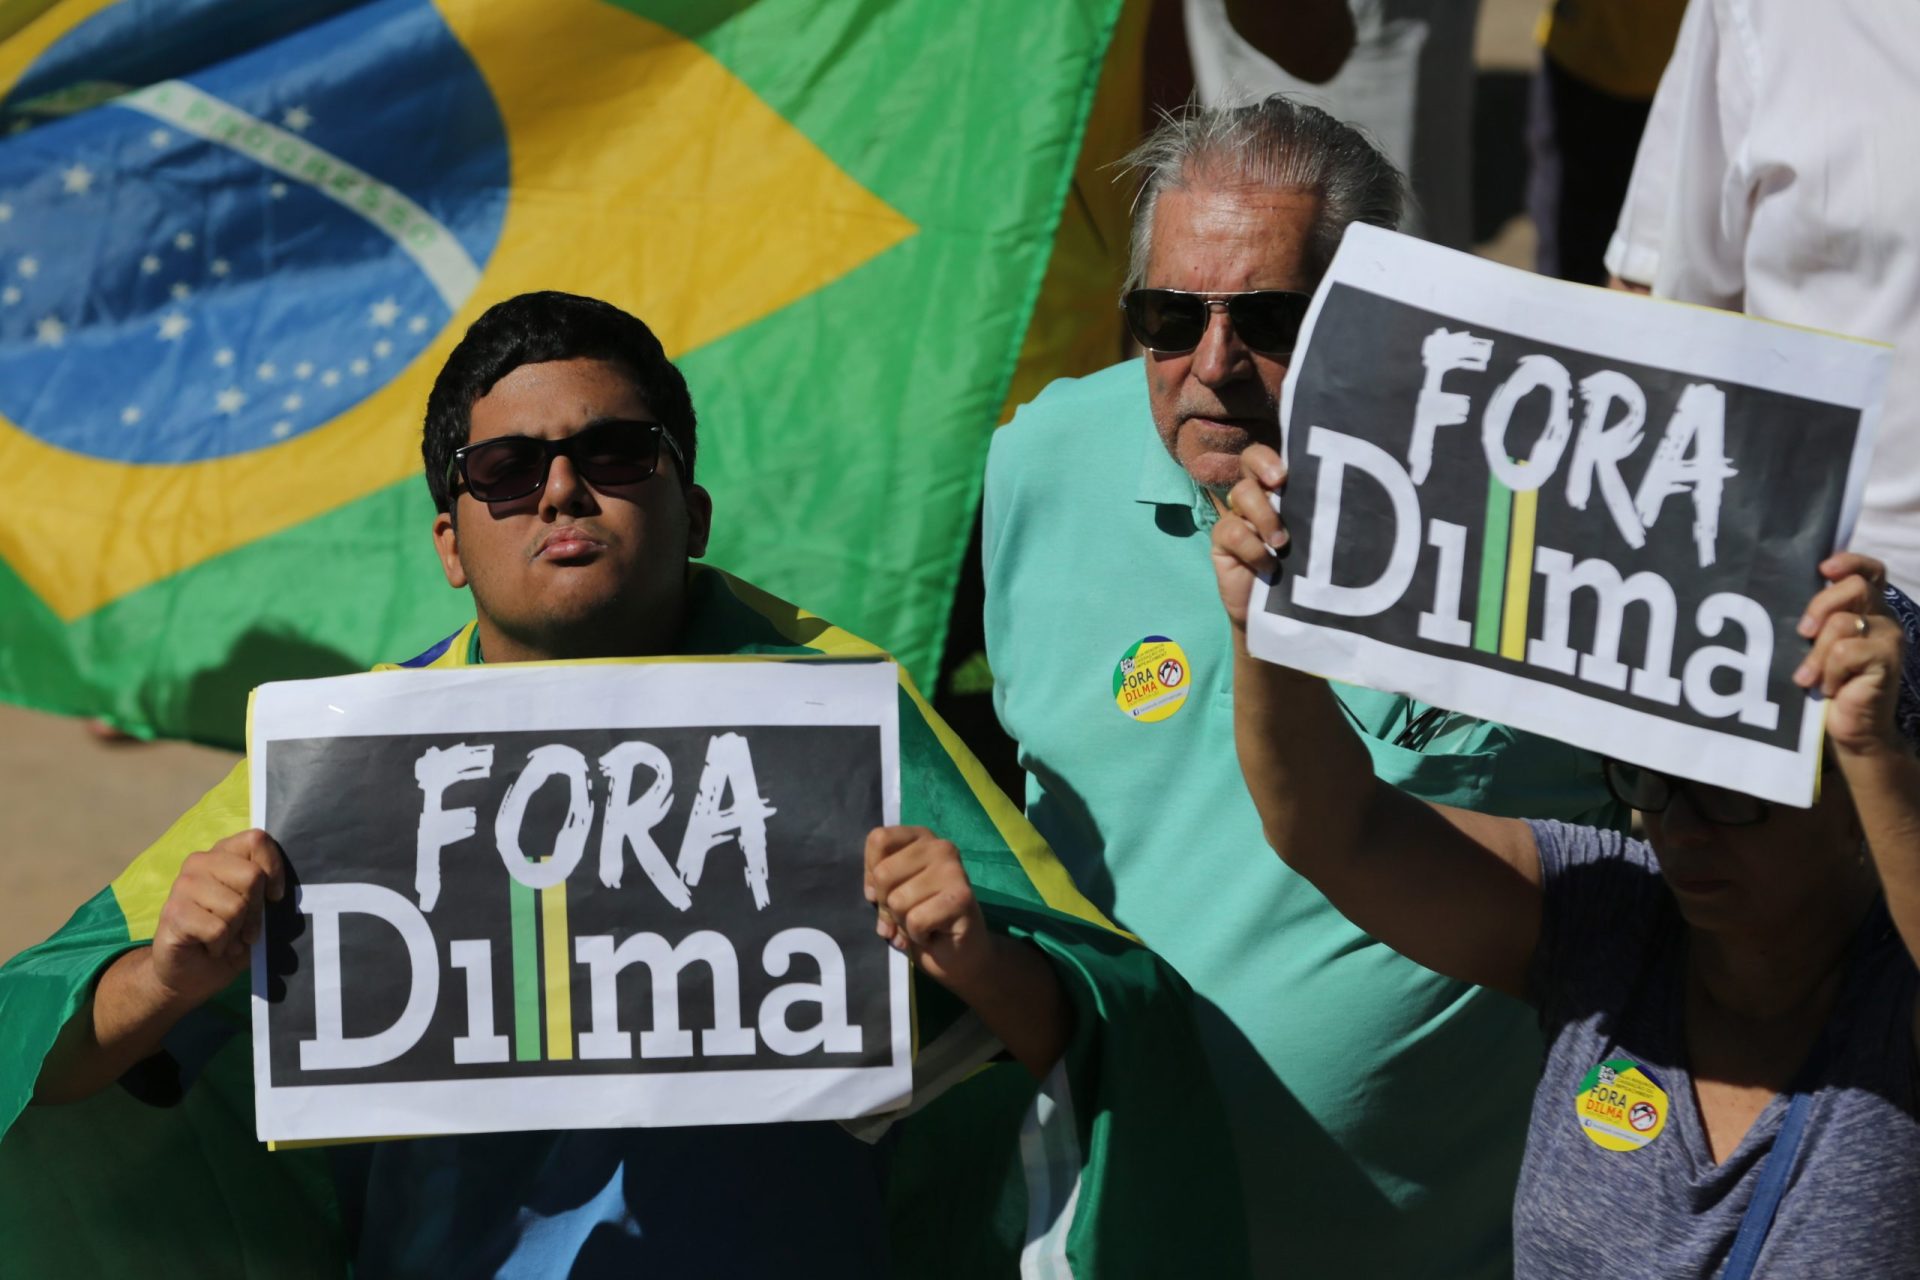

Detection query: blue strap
xmin=1721 ymin=1089 xmax=1814 ymax=1280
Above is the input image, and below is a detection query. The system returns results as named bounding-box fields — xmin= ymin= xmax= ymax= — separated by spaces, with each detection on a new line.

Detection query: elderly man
xmin=983 ymin=97 xmax=1621 ymax=1277
xmin=3 ymin=292 xmax=1240 ymax=1276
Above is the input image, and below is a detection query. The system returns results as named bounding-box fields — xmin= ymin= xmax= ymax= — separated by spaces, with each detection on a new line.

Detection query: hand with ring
xmin=1795 ymin=552 xmax=1904 ymax=755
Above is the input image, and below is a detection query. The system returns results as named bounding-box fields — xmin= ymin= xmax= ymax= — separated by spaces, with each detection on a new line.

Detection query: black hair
xmin=422 ymin=291 xmax=697 ymax=513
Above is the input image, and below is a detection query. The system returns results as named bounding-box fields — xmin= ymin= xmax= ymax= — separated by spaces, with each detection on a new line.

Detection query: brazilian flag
xmin=0 ymin=566 xmax=1247 ymax=1274
xmin=0 ymin=0 xmax=1122 ymax=743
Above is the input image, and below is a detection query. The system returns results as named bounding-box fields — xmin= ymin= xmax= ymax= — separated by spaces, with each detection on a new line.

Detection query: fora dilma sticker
xmin=1113 ymin=636 xmax=1192 ymax=723
xmin=1574 ymin=1059 xmax=1670 ymax=1152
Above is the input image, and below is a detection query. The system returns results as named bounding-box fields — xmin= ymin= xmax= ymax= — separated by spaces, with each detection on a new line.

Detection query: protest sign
xmin=1248 ymin=224 xmax=1888 ymax=807
xmin=247 ymin=660 xmax=908 ymax=1144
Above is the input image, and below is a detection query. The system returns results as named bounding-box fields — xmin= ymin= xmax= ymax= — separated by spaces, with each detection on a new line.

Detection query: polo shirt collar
xmin=1135 ymin=414 xmax=1218 ymax=528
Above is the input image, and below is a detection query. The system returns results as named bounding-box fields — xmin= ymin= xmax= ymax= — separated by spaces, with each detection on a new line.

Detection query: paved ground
xmin=0 ymin=704 xmax=239 ymax=961
xmin=0 ymin=0 xmax=1548 ymax=966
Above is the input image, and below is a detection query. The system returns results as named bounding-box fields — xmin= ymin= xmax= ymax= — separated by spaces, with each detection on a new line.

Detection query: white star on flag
xmin=149 ymin=130 xmax=170 ymax=148
xmin=368 ymin=297 xmax=400 ymax=328
xmin=282 ymin=105 xmax=313 ymax=132
xmin=256 ymin=362 xmax=277 ymax=380
xmin=215 ymin=387 xmax=246 ymax=415
xmin=372 ymin=339 xmax=392 ymax=358
xmin=320 ymin=369 xmax=340 ymax=386
xmin=140 ymin=255 xmax=161 ymax=275
xmin=173 ymin=231 xmax=194 ymax=250
xmin=1 ymin=287 xmax=17 ymax=306
xmin=213 ymin=348 xmax=234 ymax=367
xmin=0 ymin=202 xmax=12 ymax=221
xmin=35 ymin=316 xmax=65 ymax=346
xmin=271 ymin=420 xmax=293 ymax=438
xmin=171 ymin=282 xmax=192 ymax=301
xmin=121 ymin=406 xmax=142 ymax=425
xmin=211 ymin=259 xmax=230 ymax=277
xmin=269 ymin=183 xmax=288 ymax=199
xmin=407 ymin=315 xmax=429 ymax=334
xmin=157 ymin=312 xmax=190 ymax=341
xmin=282 ymin=393 xmax=304 ymax=411
xmin=17 ymin=256 xmax=38 ymax=278
xmin=294 ymin=361 xmax=314 ymax=379
xmin=349 ymin=358 xmax=370 ymax=376
xmin=61 ymin=164 xmax=93 ymax=195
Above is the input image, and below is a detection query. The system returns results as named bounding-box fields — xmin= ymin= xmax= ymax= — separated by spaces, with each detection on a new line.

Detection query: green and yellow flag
xmin=0 ymin=0 xmax=1121 ymax=743
xmin=0 ymin=566 xmax=1247 ymax=1275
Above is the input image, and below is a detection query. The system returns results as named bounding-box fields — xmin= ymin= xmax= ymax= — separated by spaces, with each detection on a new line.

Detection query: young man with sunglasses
xmin=7 ymin=291 xmax=1243 ymax=1276
xmin=981 ymin=96 xmax=1624 ymax=1276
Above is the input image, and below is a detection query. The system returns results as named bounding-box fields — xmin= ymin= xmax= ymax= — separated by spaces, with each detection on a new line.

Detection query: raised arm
xmin=1795 ymin=555 xmax=1920 ymax=1046
xmin=1213 ymin=445 xmax=1546 ymax=999
xmin=33 ymin=829 xmax=284 ymax=1105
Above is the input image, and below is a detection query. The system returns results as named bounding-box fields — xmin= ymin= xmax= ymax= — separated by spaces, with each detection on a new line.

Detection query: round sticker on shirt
xmin=1573 ymin=1058 xmax=1670 ymax=1152
xmin=1113 ymin=636 xmax=1192 ymax=723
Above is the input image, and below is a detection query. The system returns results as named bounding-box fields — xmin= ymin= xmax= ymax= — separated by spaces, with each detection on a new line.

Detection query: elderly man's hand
xmin=150 ymin=829 xmax=286 ymax=1011
xmin=1211 ymin=443 xmax=1290 ymax=630
xmin=1794 ymin=553 xmax=1904 ymax=755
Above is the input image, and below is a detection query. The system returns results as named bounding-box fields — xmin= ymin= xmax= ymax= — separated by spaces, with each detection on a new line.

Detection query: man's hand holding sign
xmin=1212 ymin=229 xmax=1920 ymax=1273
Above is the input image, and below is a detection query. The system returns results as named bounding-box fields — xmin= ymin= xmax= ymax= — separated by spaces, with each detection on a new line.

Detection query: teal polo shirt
xmin=982 ymin=360 xmax=1621 ymax=1279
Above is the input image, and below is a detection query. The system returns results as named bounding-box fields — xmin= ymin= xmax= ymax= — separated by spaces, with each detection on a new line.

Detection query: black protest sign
xmin=248 ymin=661 xmax=908 ymax=1143
xmin=1248 ymin=226 xmax=1886 ymax=805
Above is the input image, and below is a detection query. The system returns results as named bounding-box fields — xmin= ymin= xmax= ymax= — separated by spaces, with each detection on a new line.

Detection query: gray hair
xmin=1119 ymin=94 xmax=1409 ymax=292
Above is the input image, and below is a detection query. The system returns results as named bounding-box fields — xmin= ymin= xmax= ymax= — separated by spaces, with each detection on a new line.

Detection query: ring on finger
xmin=1856 ymin=614 xmax=1870 ymax=637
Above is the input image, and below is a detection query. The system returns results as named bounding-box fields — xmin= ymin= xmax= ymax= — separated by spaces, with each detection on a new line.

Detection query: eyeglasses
xmin=1120 ymin=288 xmax=1313 ymax=356
xmin=447 ymin=419 xmax=686 ymax=505
xmin=1601 ymin=760 xmax=1773 ymax=827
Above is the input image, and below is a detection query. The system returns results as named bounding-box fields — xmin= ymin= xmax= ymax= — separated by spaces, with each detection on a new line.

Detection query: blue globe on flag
xmin=0 ymin=0 xmax=506 ymax=464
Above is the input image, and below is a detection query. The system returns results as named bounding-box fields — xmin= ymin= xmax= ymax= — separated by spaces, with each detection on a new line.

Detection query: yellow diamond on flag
xmin=454 ymin=1 xmax=918 ymax=361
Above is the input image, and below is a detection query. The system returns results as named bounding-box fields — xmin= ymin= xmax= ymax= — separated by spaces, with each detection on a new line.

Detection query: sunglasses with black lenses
xmin=1601 ymin=760 xmax=1771 ymax=827
xmin=448 ymin=419 xmax=686 ymax=505
xmin=1121 ymin=288 xmax=1313 ymax=356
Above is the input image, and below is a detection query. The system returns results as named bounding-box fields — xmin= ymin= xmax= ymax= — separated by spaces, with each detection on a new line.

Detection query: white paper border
xmin=255 ymin=1064 xmax=913 ymax=1143
xmin=1247 ymin=615 xmax=1824 ymax=807
xmin=248 ymin=659 xmax=911 ymax=1142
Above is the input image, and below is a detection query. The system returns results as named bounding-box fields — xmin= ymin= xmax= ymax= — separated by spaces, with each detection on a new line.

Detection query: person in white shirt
xmin=1606 ymin=0 xmax=1920 ymax=593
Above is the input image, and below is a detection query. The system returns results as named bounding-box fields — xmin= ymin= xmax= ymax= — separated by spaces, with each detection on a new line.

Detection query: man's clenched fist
xmin=863 ymin=825 xmax=994 ymax=990
xmin=150 ymin=829 xmax=286 ymax=1009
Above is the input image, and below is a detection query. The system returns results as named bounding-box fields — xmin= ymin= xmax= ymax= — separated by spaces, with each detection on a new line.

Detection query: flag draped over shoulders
xmin=0 ymin=567 xmax=1245 ymax=1276
xmin=0 ymin=0 xmax=1121 ymax=744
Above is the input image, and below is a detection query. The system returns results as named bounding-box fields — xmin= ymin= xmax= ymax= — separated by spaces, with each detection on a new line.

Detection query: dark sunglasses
xmin=1601 ymin=759 xmax=1827 ymax=828
xmin=447 ymin=419 xmax=687 ymax=505
xmin=1121 ymin=287 xmax=1313 ymax=356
